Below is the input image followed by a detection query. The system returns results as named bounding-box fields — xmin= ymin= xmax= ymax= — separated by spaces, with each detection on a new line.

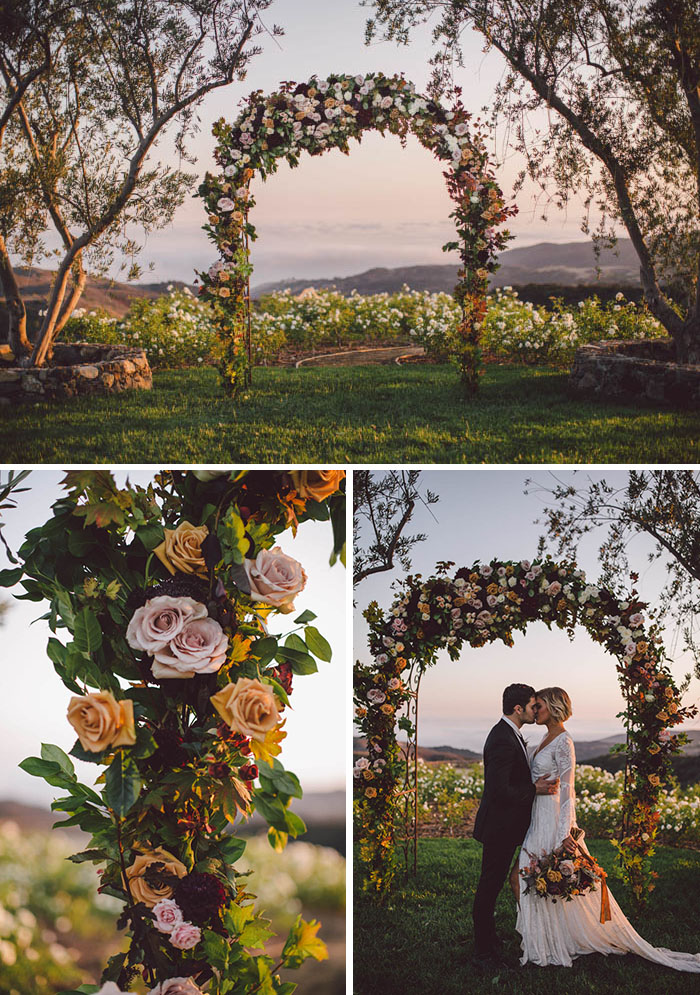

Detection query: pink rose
xmin=152 ymin=899 xmax=184 ymax=934
xmin=152 ymin=617 xmax=229 ymax=679
xmin=148 ymin=979 xmax=203 ymax=995
xmin=546 ymin=581 xmax=562 ymax=597
xmin=127 ymin=596 xmax=207 ymax=654
xmin=169 ymin=922 xmax=201 ymax=950
xmin=244 ymin=547 xmax=307 ymax=613
xmin=367 ymin=689 xmax=387 ymax=705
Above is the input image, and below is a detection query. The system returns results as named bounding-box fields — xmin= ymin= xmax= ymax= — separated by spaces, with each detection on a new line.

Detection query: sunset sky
xmin=354 ymin=469 xmax=700 ymax=753
xmin=0 ymin=470 xmax=346 ymax=808
xmin=119 ymin=0 xmax=591 ymax=285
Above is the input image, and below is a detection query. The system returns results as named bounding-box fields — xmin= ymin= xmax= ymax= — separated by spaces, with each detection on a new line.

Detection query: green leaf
xmin=293 ymin=609 xmax=317 ymax=624
xmin=67 ymin=849 xmax=107 ymax=864
xmin=304 ymin=626 xmax=332 ymax=662
xmin=19 ymin=756 xmax=75 ymax=789
xmin=239 ymin=917 xmax=275 ymax=948
xmin=41 ymin=743 xmax=75 ymax=778
xmin=70 ymin=739 xmax=108 ymax=764
xmin=136 ymin=523 xmax=164 ymax=551
xmin=258 ymin=759 xmax=302 ymax=800
xmin=276 ymin=646 xmax=317 ymax=675
xmin=101 ymin=952 xmax=127 ymax=983
xmin=103 ymin=753 xmax=141 ymax=816
xmin=284 ymin=632 xmax=307 ymax=654
xmin=73 ymin=607 xmax=102 ymax=655
xmin=0 ymin=567 xmax=22 ymax=587
xmin=217 ymin=835 xmax=247 ymax=864
xmin=252 ymin=793 xmax=289 ymax=832
xmin=224 ymin=902 xmax=255 ymax=935
xmin=67 ymin=531 xmax=98 ymax=557
xmin=56 ymin=590 xmax=75 ymax=629
xmin=202 ymin=929 xmax=230 ymax=970
xmin=284 ymin=810 xmax=306 ymax=837
xmin=251 ymin=636 xmax=278 ymax=667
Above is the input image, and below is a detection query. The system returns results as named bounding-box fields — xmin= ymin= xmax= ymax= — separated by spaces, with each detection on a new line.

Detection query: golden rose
xmin=125 ymin=848 xmax=187 ymax=908
xmin=547 ymin=869 xmax=562 ymax=882
xmin=648 ymin=743 xmax=661 ymax=755
xmin=648 ymin=774 xmax=661 ymax=786
xmin=154 ymin=521 xmax=209 ymax=579
xmin=505 ymin=565 xmax=514 ymax=575
xmin=67 ymin=691 xmax=136 ymax=753
xmin=380 ymin=703 xmax=394 ymax=715
xmin=656 ymin=711 xmax=669 ymax=722
xmin=362 ymin=770 xmax=375 ymax=780
xmin=210 ymin=677 xmax=281 ymax=741
xmin=364 ymin=787 xmax=377 ymax=798
xmin=289 ymin=470 xmax=345 ymax=503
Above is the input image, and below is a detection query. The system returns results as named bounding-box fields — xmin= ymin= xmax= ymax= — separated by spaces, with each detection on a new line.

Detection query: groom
xmin=472 ymin=683 xmax=559 ymax=967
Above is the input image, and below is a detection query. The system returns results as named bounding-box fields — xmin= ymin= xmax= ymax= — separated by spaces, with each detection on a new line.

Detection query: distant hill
xmin=252 ymin=239 xmax=641 ymax=296
xmin=4 ymin=267 xmax=196 ymax=320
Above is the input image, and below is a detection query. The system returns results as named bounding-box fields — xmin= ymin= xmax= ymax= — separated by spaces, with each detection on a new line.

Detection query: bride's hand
xmin=561 ymin=834 xmax=578 ymax=854
xmin=535 ymin=775 xmax=559 ymax=795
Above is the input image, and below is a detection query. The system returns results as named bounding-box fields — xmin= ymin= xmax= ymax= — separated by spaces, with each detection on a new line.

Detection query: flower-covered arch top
xmin=354 ymin=557 xmax=695 ymax=898
xmin=199 ymin=72 xmax=515 ymax=392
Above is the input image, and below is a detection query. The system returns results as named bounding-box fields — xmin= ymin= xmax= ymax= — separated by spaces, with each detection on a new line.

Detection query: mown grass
xmin=2 ymin=364 xmax=699 ymax=463
xmin=353 ymin=839 xmax=700 ymax=995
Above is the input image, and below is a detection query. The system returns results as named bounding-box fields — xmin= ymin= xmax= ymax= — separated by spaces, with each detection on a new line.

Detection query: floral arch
xmin=354 ymin=557 xmax=695 ymax=901
xmin=199 ymin=72 xmax=515 ymax=393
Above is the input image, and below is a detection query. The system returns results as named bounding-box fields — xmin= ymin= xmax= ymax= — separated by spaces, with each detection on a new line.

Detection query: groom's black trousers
xmin=472 ymin=835 xmax=518 ymax=954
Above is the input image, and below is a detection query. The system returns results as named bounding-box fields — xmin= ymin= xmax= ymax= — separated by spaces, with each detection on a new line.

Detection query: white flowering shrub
xmin=0 ymin=820 xmax=119 ymax=995
xmin=417 ymin=761 xmax=700 ymax=846
xmin=60 ymin=286 xmax=667 ymax=369
xmin=234 ymin=835 xmax=345 ymax=927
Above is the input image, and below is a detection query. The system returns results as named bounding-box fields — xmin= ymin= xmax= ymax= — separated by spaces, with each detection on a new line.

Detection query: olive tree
xmin=0 ymin=0 xmax=278 ymax=364
xmin=367 ymin=0 xmax=700 ymax=363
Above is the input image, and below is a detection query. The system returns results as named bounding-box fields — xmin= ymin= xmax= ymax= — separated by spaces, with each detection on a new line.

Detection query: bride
xmin=512 ymin=686 xmax=700 ymax=971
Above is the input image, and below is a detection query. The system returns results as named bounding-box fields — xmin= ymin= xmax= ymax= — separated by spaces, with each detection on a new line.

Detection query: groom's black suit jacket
xmin=473 ymin=718 xmax=536 ymax=846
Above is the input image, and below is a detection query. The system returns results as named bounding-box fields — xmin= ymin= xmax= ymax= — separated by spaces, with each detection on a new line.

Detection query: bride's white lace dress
xmin=516 ymin=731 xmax=700 ymax=970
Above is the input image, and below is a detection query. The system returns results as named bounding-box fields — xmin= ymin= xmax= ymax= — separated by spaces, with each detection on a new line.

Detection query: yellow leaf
xmin=251 ymin=723 xmax=286 ymax=765
xmin=282 ymin=916 xmax=328 ymax=967
xmin=229 ymin=634 xmax=252 ymax=665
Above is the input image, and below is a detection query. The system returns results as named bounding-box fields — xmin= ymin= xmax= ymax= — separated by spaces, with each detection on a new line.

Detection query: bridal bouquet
xmin=520 ymin=829 xmax=611 ymax=922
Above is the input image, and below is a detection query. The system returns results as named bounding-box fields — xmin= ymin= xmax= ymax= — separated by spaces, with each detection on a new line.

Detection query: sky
xmin=0 ymin=469 xmax=347 ymax=808
xmin=28 ymin=0 xmax=593 ymax=287
xmin=354 ymin=469 xmax=700 ymax=753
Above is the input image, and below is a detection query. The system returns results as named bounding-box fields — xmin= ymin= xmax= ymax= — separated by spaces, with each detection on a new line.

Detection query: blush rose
xmin=244 ymin=547 xmax=307 ymax=613
xmin=169 ymin=922 xmax=201 ymax=951
xmin=151 ymin=616 xmax=229 ymax=679
xmin=126 ymin=596 xmax=207 ymax=655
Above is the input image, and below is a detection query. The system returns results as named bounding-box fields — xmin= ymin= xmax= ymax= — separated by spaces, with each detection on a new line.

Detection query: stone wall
xmin=0 ymin=343 xmax=152 ymax=404
xmin=570 ymin=338 xmax=700 ymax=408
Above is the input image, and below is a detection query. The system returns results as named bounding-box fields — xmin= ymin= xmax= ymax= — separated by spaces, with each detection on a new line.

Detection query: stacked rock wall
xmin=0 ymin=343 xmax=152 ymax=404
xmin=570 ymin=339 xmax=700 ymax=408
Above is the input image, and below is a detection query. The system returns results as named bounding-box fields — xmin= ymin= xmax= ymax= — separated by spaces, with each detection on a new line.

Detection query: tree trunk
xmin=674 ymin=319 xmax=700 ymax=365
xmin=0 ymin=233 xmax=31 ymax=359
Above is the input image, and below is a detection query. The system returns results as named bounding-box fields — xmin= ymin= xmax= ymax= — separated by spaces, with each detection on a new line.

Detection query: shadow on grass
xmin=2 ymin=365 xmax=699 ymax=462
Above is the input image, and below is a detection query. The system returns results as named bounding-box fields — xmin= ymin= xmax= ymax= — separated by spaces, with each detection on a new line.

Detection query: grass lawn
xmin=2 ymin=364 xmax=699 ymax=463
xmin=353 ymin=839 xmax=700 ymax=995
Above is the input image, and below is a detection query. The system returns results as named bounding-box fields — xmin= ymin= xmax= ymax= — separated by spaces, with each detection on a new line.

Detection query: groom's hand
xmin=534 ymin=775 xmax=559 ymax=795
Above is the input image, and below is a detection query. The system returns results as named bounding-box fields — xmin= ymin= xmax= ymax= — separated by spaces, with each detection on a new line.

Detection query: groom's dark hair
xmin=503 ymin=683 xmax=536 ymax=715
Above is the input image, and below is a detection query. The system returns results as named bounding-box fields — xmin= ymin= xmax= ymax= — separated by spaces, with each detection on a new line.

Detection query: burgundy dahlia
xmin=239 ymin=763 xmax=259 ymax=781
xmin=270 ymin=662 xmax=293 ymax=695
xmin=174 ymin=872 xmax=227 ymax=925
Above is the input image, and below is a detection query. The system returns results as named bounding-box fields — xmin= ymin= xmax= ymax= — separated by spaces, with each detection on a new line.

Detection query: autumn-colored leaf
xmin=251 ymin=723 xmax=286 ymax=765
xmin=282 ymin=916 xmax=328 ymax=968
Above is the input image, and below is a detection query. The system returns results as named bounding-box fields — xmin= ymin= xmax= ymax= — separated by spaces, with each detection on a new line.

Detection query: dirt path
xmin=295 ymin=345 xmax=423 ymax=367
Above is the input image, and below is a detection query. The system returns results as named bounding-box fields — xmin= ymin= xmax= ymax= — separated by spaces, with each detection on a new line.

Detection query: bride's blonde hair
xmin=536 ymin=686 xmax=572 ymax=722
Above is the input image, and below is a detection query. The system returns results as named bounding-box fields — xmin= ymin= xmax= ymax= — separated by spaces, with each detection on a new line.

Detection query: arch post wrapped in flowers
xmin=354 ymin=557 xmax=695 ymax=901
xmin=199 ymin=72 xmax=515 ymax=394
xmin=10 ymin=468 xmax=345 ymax=995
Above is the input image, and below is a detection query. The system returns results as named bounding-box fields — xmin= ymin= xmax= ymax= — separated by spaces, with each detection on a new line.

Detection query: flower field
xmin=0 ymin=823 xmax=344 ymax=995
xmin=62 ymin=285 xmax=666 ymax=370
xmin=416 ymin=760 xmax=700 ymax=847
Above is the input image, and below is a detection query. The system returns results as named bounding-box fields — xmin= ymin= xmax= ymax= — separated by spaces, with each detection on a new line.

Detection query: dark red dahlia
xmin=174 ymin=872 xmax=228 ymax=924
xmin=270 ymin=662 xmax=293 ymax=695
xmin=239 ymin=763 xmax=258 ymax=781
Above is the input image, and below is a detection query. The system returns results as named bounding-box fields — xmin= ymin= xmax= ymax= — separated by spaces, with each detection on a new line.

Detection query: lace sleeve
xmin=555 ymin=735 xmax=576 ymax=847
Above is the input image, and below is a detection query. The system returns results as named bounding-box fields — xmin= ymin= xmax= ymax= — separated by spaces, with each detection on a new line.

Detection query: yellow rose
xmin=210 ymin=677 xmax=281 ymax=741
xmin=365 ymin=787 xmax=377 ymax=798
xmin=154 ymin=521 xmax=209 ymax=579
xmin=125 ymin=848 xmax=187 ymax=907
xmin=289 ymin=470 xmax=345 ymax=502
xmin=547 ymin=869 xmax=563 ymax=882
xmin=67 ymin=691 xmax=135 ymax=753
